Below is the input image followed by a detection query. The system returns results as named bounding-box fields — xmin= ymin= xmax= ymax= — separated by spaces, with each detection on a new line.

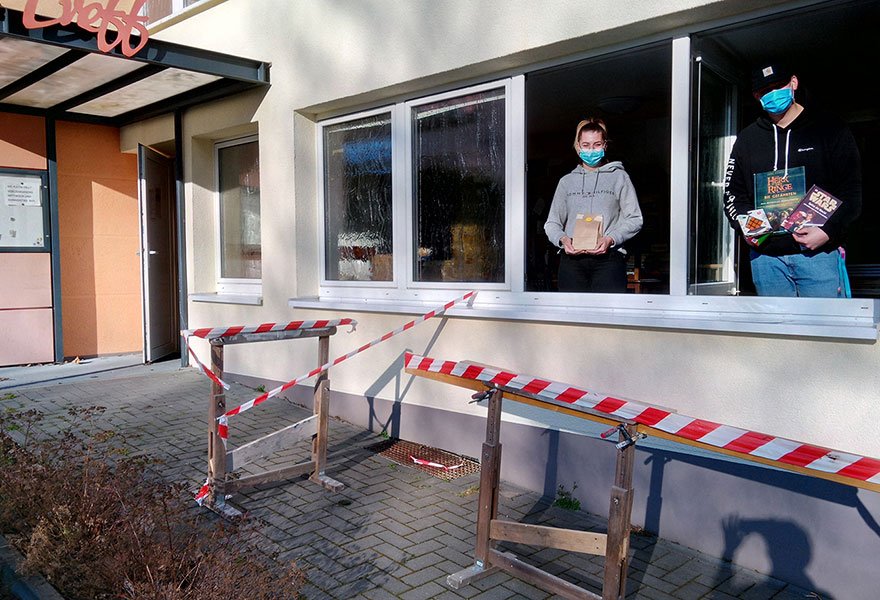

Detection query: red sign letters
xmin=20 ymin=0 xmax=150 ymax=57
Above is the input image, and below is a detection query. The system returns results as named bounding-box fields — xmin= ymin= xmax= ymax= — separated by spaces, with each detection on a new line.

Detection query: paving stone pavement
xmin=0 ymin=367 xmax=821 ymax=600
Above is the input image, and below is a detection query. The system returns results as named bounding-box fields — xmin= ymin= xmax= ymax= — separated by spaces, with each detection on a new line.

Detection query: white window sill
xmin=191 ymin=293 xmax=262 ymax=306
xmin=290 ymin=294 xmax=879 ymax=341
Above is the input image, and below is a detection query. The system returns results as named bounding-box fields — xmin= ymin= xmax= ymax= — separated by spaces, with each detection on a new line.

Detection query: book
xmin=779 ymin=185 xmax=841 ymax=233
xmin=572 ymin=213 xmax=603 ymax=250
xmin=753 ymin=166 xmax=806 ymax=234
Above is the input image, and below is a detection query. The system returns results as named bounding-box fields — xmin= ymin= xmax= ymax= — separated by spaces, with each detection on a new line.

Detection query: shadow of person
xmin=716 ymin=515 xmax=833 ymax=598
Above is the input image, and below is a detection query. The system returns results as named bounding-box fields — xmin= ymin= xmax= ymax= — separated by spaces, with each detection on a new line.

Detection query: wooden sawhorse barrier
xmin=406 ymin=367 xmax=643 ymax=600
xmin=203 ymin=326 xmax=343 ymax=514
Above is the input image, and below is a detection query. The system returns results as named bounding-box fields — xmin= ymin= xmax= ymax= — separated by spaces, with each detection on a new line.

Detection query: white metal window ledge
xmin=289 ymin=295 xmax=879 ymax=341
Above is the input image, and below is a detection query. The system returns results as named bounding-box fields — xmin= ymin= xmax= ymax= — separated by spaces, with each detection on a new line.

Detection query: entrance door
xmin=138 ymin=145 xmax=178 ymax=363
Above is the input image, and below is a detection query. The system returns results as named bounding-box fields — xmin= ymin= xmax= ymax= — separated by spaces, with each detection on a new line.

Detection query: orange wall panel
xmin=57 ymin=122 xmax=139 ymax=177
xmin=59 ymin=295 xmax=98 ymax=357
xmin=0 ymin=113 xmax=47 ymax=170
xmin=56 ymin=121 xmax=142 ymax=357
xmin=93 ymin=232 xmax=141 ymax=296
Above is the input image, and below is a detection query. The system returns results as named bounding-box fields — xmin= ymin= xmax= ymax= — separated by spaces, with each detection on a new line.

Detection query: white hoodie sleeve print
xmin=605 ymin=171 xmax=643 ymax=247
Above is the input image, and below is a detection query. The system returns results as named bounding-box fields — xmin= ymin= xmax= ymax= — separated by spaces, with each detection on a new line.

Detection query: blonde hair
xmin=572 ymin=118 xmax=609 ymax=152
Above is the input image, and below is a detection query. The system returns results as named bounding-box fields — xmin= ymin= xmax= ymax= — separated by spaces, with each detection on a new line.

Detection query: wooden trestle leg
xmin=475 ymin=388 xmax=503 ymax=565
xmin=311 ymin=334 xmax=344 ymax=492
xmin=602 ymin=423 xmax=637 ymax=600
xmin=207 ymin=341 xmax=226 ymax=508
xmin=205 ymin=341 xmax=241 ymax=518
xmin=448 ymin=387 xmax=503 ymax=588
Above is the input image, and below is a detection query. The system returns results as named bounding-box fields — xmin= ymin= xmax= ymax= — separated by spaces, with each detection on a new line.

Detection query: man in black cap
xmin=722 ymin=62 xmax=861 ymax=297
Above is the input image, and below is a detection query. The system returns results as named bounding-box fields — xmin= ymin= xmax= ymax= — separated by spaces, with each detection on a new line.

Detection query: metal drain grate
xmin=367 ymin=438 xmax=480 ymax=480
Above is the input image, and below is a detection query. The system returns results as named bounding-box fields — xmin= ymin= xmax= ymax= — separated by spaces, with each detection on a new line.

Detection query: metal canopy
xmin=0 ymin=6 xmax=269 ymax=126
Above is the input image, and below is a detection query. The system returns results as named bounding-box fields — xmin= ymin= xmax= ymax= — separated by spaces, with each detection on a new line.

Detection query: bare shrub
xmin=0 ymin=407 xmax=303 ymax=600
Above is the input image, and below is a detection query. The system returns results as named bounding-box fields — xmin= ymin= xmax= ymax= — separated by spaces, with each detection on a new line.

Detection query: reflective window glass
xmin=218 ymin=140 xmax=261 ymax=279
xmin=412 ymin=89 xmax=506 ymax=283
xmin=323 ymin=114 xmax=393 ymax=281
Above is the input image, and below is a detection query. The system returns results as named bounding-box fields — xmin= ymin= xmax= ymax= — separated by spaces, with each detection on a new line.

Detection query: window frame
xmin=317 ymin=106 xmax=400 ymax=290
xmin=403 ymin=79 xmax=519 ymax=292
xmin=213 ymin=134 xmax=261 ymax=296
xmin=306 ymin=30 xmax=879 ymax=341
xmin=141 ymin=0 xmax=210 ymax=26
xmin=318 ymin=78 xmax=523 ymax=295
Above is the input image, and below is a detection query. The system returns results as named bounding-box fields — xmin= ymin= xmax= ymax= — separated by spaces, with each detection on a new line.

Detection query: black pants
xmin=558 ymin=251 xmax=627 ymax=293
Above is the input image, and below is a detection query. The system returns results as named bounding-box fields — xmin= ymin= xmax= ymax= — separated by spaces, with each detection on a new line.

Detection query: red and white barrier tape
xmin=194 ymin=478 xmax=233 ymax=506
xmin=185 ymin=342 xmax=230 ymax=390
xmin=194 ymin=478 xmax=210 ymax=505
xmin=181 ymin=319 xmax=359 ymax=391
xmin=216 ymin=292 xmax=476 ymax=442
xmin=410 ymin=456 xmax=464 ymax=471
xmin=182 ymin=318 xmax=357 ymax=340
xmin=405 ymin=352 xmax=880 ymax=487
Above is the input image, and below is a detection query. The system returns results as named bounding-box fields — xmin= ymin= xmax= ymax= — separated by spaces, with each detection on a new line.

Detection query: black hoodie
xmin=722 ymin=106 xmax=862 ymax=256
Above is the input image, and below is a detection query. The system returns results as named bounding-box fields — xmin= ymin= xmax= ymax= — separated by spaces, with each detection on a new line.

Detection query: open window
xmin=524 ymin=42 xmax=672 ymax=294
xmin=690 ymin=0 xmax=880 ymax=298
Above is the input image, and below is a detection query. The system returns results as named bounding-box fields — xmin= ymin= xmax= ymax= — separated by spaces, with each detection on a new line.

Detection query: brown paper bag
xmin=572 ymin=214 xmax=603 ymax=250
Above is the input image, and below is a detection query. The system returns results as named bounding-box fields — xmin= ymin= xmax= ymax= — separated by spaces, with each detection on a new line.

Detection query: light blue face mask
xmin=578 ymin=148 xmax=605 ymax=167
xmin=760 ymin=86 xmax=794 ymax=114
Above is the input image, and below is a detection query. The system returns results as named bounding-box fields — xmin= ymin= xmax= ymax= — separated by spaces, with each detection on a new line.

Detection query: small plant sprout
xmin=554 ymin=482 xmax=581 ymax=511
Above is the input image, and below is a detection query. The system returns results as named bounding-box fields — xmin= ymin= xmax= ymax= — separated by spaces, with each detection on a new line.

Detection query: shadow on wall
xmin=713 ymin=516 xmax=832 ymax=598
xmin=638 ymin=444 xmax=880 ymax=598
xmin=362 ymin=318 xmax=450 ymax=440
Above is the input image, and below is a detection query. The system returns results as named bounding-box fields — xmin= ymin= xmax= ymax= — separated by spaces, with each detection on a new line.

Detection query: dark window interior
xmin=525 ymin=43 xmax=672 ymax=293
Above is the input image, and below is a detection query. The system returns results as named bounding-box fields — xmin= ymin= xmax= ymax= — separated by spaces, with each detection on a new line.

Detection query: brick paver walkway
xmin=0 ymin=368 xmax=818 ymax=599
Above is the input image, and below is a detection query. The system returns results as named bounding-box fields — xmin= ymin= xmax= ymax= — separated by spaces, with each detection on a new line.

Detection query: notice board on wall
xmin=0 ymin=173 xmax=46 ymax=249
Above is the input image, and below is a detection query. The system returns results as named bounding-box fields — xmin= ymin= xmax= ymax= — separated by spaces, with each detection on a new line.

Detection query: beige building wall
xmin=128 ymin=0 xmax=880 ymax=459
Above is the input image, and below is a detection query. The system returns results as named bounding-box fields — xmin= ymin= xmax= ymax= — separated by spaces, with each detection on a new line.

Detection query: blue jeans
xmin=749 ymin=249 xmax=846 ymax=297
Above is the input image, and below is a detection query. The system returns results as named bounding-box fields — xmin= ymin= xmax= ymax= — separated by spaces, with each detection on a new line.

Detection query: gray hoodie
xmin=544 ymin=161 xmax=643 ymax=251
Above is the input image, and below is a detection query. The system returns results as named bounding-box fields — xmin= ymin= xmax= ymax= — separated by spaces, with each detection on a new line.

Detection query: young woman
xmin=544 ymin=118 xmax=643 ymax=292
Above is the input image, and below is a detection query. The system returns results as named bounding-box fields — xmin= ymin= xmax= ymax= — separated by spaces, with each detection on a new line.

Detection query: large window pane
xmin=524 ymin=44 xmax=671 ymax=293
xmin=218 ymin=140 xmax=261 ymax=279
xmin=323 ymin=114 xmax=393 ymax=281
xmin=412 ymin=89 xmax=505 ymax=283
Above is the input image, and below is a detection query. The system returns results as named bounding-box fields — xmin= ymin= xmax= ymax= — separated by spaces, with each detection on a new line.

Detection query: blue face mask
xmin=578 ymin=148 xmax=605 ymax=167
xmin=759 ymin=86 xmax=794 ymax=114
